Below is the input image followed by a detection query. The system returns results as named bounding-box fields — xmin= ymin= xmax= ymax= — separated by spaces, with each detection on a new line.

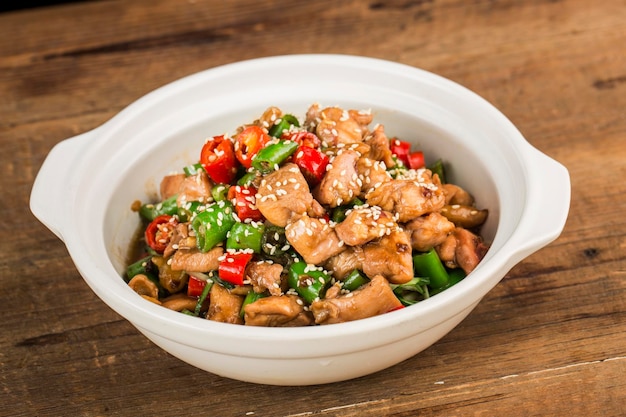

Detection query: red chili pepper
xmin=388 ymin=304 xmax=405 ymax=312
xmin=282 ymin=131 xmax=321 ymax=149
xmin=389 ymin=138 xmax=411 ymax=167
xmin=145 ymin=214 xmax=177 ymax=254
xmin=187 ymin=275 xmax=207 ymax=297
xmin=228 ymin=185 xmax=264 ymax=222
xmin=407 ymin=150 xmax=425 ymax=170
xmin=218 ymin=252 xmax=254 ymax=286
xmin=235 ymin=126 xmax=271 ymax=169
xmin=200 ymin=135 xmax=238 ymax=184
xmin=292 ymin=145 xmax=329 ymax=185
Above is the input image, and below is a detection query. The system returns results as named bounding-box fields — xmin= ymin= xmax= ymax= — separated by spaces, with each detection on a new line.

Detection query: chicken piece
xmin=334 ymin=205 xmax=397 ymax=246
xmin=364 ymin=123 xmax=395 ymax=168
xmin=161 ymin=293 xmax=198 ymax=312
xmin=285 ymin=214 xmax=346 ymax=265
xmin=436 ymin=227 xmax=489 ymax=274
xmin=310 ymin=275 xmax=402 ymax=324
xmin=314 ymin=149 xmax=361 ymax=208
xmin=176 ymin=170 xmax=213 ymax=207
xmin=256 ymin=106 xmax=283 ymax=130
xmin=442 ymin=183 xmax=474 ymax=206
xmin=366 ymin=171 xmax=445 ymax=222
xmin=362 ymin=229 xmax=413 ymax=284
xmin=244 ymin=294 xmax=314 ymax=327
xmin=314 ymin=106 xmax=368 ymax=146
xmin=356 ymin=156 xmax=392 ymax=195
xmin=246 ymin=260 xmax=285 ymax=296
xmin=151 ymin=255 xmax=188 ymax=294
xmin=256 ymin=163 xmax=324 ymax=227
xmin=160 ymin=173 xmax=186 ymax=200
xmin=405 ymin=212 xmax=455 ymax=252
xmin=163 ymin=223 xmax=190 ymax=258
xmin=440 ymin=204 xmax=489 ymax=229
xmin=324 ymin=247 xmax=364 ymax=280
xmin=207 ymin=283 xmax=244 ymax=325
xmin=169 ymin=246 xmax=223 ymax=272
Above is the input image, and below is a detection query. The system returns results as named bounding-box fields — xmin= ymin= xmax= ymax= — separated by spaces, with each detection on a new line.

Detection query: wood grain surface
xmin=1 ymin=1 xmax=624 ymax=416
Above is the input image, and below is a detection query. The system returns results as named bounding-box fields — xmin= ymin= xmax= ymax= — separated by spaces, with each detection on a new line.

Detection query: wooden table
xmin=2 ymin=1 xmax=624 ymax=415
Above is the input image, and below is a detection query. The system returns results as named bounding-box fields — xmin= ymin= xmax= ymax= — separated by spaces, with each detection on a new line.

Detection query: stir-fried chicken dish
xmin=126 ymin=104 xmax=490 ymax=326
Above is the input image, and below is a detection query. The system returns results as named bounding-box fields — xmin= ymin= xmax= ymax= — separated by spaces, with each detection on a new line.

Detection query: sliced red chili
xmin=187 ymin=275 xmax=207 ymax=297
xmin=235 ymin=126 xmax=271 ymax=169
xmin=292 ymin=145 xmax=329 ymax=185
xmin=145 ymin=214 xmax=177 ymax=254
xmin=200 ymin=135 xmax=238 ymax=184
xmin=407 ymin=150 xmax=425 ymax=170
xmin=389 ymin=138 xmax=411 ymax=167
xmin=218 ymin=252 xmax=254 ymax=286
xmin=228 ymin=184 xmax=264 ymax=222
xmin=282 ymin=131 xmax=321 ymax=149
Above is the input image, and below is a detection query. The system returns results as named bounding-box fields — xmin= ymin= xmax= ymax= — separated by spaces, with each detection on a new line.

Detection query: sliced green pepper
xmin=240 ymin=291 xmax=268 ymax=318
xmin=342 ymin=269 xmax=370 ymax=291
xmin=139 ymin=194 xmax=179 ymax=221
xmin=331 ymin=198 xmax=364 ymax=223
xmin=125 ymin=255 xmax=156 ymax=283
xmin=237 ymin=170 xmax=260 ymax=187
xmin=251 ymin=140 xmax=299 ymax=173
xmin=390 ymin=277 xmax=430 ymax=306
xmin=226 ymin=222 xmax=265 ymax=253
xmin=261 ymin=225 xmax=289 ymax=257
xmin=429 ymin=268 xmax=466 ymax=295
xmin=288 ymin=261 xmax=332 ymax=304
xmin=194 ymin=278 xmax=214 ymax=316
xmin=191 ymin=200 xmax=236 ymax=252
xmin=183 ymin=162 xmax=203 ymax=177
xmin=177 ymin=201 xmax=203 ymax=222
xmin=268 ymin=114 xmax=300 ymax=137
xmin=428 ymin=158 xmax=446 ymax=184
xmin=413 ymin=248 xmax=449 ymax=289
xmin=211 ymin=184 xmax=230 ymax=202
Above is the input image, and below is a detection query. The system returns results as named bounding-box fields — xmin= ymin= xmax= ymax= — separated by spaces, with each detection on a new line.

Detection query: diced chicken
xmin=335 ymin=206 xmax=397 ymax=246
xmin=405 ymin=212 xmax=455 ymax=252
xmin=442 ymin=183 xmax=474 ymax=206
xmin=310 ymin=275 xmax=402 ymax=324
xmin=314 ymin=106 xmax=368 ymax=145
xmin=366 ymin=171 xmax=445 ymax=222
xmin=256 ymin=163 xmax=324 ymax=227
xmin=151 ymin=255 xmax=188 ymax=293
xmin=362 ymin=229 xmax=413 ymax=284
xmin=169 ymin=246 xmax=223 ymax=272
xmin=356 ymin=156 xmax=392 ymax=195
xmin=246 ymin=260 xmax=285 ymax=296
xmin=256 ymin=106 xmax=283 ymax=130
xmin=160 ymin=173 xmax=186 ymax=200
xmin=176 ymin=170 xmax=213 ymax=207
xmin=244 ymin=294 xmax=314 ymax=327
xmin=436 ymin=227 xmax=489 ymax=274
xmin=161 ymin=293 xmax=198 ymax=312
xmin=314 ymin=149 xmax=361 ymax=208
xmin=324 ymin=247 xmax=364 ymax=280
xmin=285 ymin=214 xmax=346 ymax=265
xmin=440 ymin=204 xmax=489 ymax=229
xmin=207 ymin=283 xmax=244 ymax=325
xmin=364 ymin=123 xmax=395 ymax=168
xmin=163 ymin=223 xmax=190 ymax=258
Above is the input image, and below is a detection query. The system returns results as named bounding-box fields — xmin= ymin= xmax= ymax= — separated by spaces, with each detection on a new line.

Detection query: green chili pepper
xmin=331 ymin=198 xmax=364 ymax=223
xmin=390 ymin=277 xmax=430 ymax=306
xmin=183 ymin=163 xmax=203 ymax=177
xmin=177 ymin=201 xmax=202 ymax=222
xmin=125 ymin=255 xmax=156 ymax=282
xmin=240 ymin=291 xmax=268 ymax=318
xmin=342 ymin=269 xmax=370 ymax=291
xmin=268 ymin=114 xmax=300 ymax=137
xmin=139 ymin=194 xmax=179 ymax=221
xmin=226 ymin=222 xmax=265 ymax=253
xmin=211 ymin=184 xmax=230 ymax=202
xmin=237 ymin=170 xmax=259 ymax=187
xmin=429 ymin=268 xmax=466 ymax=295
xmin=288 ymin=261 xmax=332 ymax=304
xmin=191 ymin=200 xmax=236 ymax=252
xmin=428 ymin=158 xmax=446 ymax=184
xmin=413 ymin=248 xmax=449 ymax=289
xmin=251 ymin=140 xmax=299 ymax=173
xmin=261 ymin=225 xmax=289 ymax=257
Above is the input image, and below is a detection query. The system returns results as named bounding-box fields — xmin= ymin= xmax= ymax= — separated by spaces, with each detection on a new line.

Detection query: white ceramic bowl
xmin=30 ymin=55 xmax=570 ymax=385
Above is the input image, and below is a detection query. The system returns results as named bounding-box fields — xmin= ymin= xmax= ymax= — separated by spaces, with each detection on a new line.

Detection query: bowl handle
xmin=30 ymin=130 xmax=95 ymax=241
xmin=508 ymin=148 xmax=571 ymax=264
